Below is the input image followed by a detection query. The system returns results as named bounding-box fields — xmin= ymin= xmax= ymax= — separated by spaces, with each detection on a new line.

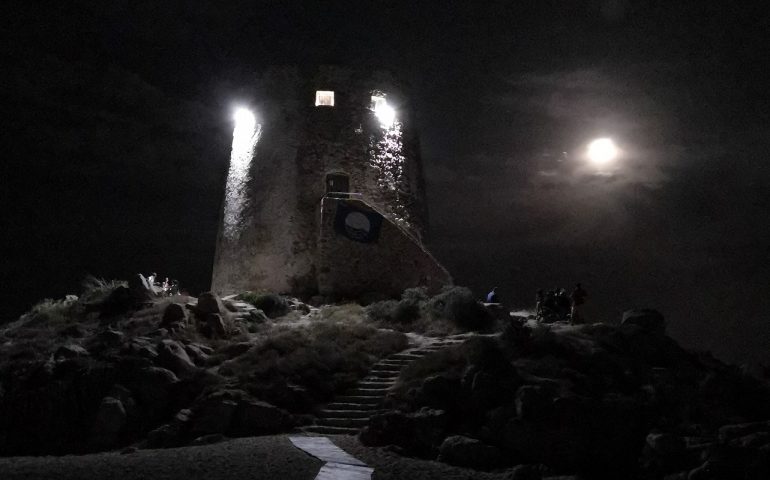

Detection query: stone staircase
xmin=226 ymin=300 xmax=260 ymax=321
xmin=304 ymin=335 xmax=467 ymax=435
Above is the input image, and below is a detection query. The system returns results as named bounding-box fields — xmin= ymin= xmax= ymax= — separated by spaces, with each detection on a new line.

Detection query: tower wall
xmin=211 ymin=66 xmax=449 ymax=298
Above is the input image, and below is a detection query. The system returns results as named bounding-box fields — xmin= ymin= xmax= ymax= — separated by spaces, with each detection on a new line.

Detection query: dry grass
xmin=220 ymin=316 xmax=408 ymax=411
xmin=393 ymin=343 xmax=468 ymax=395
xmin=365 ymin=286 xmax=493 ymax=336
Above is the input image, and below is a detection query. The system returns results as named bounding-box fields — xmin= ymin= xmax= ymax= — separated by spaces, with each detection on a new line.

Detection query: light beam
xmin=223 ymin=107 xmax=260 ymax=240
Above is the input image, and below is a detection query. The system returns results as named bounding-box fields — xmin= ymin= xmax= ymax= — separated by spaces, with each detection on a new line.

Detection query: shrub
xmin=317 ymin=303 xmax=365 ymax=323
xmin=393 ymin=343 xmax=468 ymax=395
xmin=222 ymin=319 xmax=408 ymax=411
xmin=237 ymin=292 xmax=289 ymax=319
xmin=428 ymin=286 xmax=494 ymax=332
xmin=402 ymin=286 xmax=429 ymax=303
xmin=17 ymin=296 xmax=82 ymax=329
xmin=79 ymin=275 xmax=127 ymax=305
xmin=365 ymin=299 xmax=421 ymax=325
xmin=365 ymin=287 xmax=427 ymax=325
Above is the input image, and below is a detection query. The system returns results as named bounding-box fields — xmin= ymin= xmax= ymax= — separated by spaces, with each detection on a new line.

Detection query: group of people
xmin=146 ymin=272 xmax=180 ymax=297
xmin=536 ymin=283 xmax=587 ymax=324
xmin=485 ymin=283 xmax=588 ymax=324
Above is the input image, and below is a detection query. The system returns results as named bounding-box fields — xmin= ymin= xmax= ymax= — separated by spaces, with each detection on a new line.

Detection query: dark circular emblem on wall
xmin=334 ymin=202 xmax=383 ymax=243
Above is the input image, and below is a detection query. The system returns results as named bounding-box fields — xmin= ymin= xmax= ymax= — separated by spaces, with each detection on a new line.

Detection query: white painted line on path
xmin=315 ymin=462 xmax=374 ymax=480
xmin=289 ymin=436 xmax=366 ymax=466
xmin=289 ymin=436 xmax=373 ymax=480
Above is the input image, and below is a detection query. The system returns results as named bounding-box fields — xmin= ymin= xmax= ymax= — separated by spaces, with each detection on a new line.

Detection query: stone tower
xmin=211 ymin=66 xmax=451 ymax=299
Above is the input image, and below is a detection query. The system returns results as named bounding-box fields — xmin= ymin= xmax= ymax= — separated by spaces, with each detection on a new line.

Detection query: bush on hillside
xmin=237 ymin=292 xmax=289 ymax=318
xmin=79 ymin=276 xmax=127 ymax=305
xmin=220 ymin=320 xmax=408 ymax=411
xmin=428 ymin=286 xmax=494 ymax=332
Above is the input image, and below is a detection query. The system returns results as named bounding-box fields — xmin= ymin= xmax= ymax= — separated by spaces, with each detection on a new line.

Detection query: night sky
xmin=2 ymin=1 xmax=769 ymax=366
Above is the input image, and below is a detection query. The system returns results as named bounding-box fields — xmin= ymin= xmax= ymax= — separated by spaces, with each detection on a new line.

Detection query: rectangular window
xmin=370 ymin=95 xmax=386 ymax=111
xmin=315 ymin=91 xmax=335 ymax=107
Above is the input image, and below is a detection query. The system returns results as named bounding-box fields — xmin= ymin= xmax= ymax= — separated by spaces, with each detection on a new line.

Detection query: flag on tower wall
xmin=334 ymin=202 xmax=384 ymax=243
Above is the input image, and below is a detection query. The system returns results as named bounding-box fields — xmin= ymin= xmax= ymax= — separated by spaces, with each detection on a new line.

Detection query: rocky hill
xmin=0 ymin=277 xmax=406 ymax=455
xmin=360 ymin=310 xmax=770 ymax=479
xmin=1 ymin=279 xmax=769 ymax=479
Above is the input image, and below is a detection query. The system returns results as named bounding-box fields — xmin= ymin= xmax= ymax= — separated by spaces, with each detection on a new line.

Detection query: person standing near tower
xmin=570 ymin=283 xmax=588 ymax=324
xmin=486 ymin=287 xmax=500 ymax=304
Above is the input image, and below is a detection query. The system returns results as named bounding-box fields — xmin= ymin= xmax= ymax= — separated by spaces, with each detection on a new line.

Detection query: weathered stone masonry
xmin=211 ymin=66 xmax=451 ymax=298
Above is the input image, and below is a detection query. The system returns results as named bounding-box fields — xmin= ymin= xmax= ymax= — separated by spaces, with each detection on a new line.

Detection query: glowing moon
xmin=587 ymin=138 xmax=618 ymax=166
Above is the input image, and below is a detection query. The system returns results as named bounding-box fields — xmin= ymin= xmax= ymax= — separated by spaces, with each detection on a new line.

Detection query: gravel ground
xmin=0 ymin=436 xmax=322 ymax=480
xmin=333 ymin=435 xmax=516 ymax=480
xmin=0 ymin=434 xmax=517 ymax=480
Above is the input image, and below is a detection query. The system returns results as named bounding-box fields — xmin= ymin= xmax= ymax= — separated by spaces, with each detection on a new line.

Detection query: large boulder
xmin=718 ymin=420 xmax=770 ymax=442
xmin=95 ymin=329 xmax=124 ymax=348
xmin=203 ymin=313 xmax=227 ymax=338
xmin=184 ymin=343 xmax=211 ymax=366
xmin=144 ymin=409 xmax=192 ymax=449
xmin=515 ymin=385 xmax=554 ymax=421
xmin=156 ymin=340 xmax=197 ymax=378
xmin=231 ymin=399 xmax=292 ymax=436
xmin=123 ymin=337 xmax=158 ymax=359
xmin=196 ymin=292 xmax=224 ymax=316
xmin=129 ymin=367 xmax=179 ymax=424
xmin=420 ymin=375 xmax=458 ymax=409
xmin=88 ymin=396 xmax=126 ymax=450
xmin=128 ymin=274 xmax=154 ymax=300
xmin=438 ymin=435 xmax=503 ymax=469
xmin=190 ymin=391 xmax=241 ymax=436
xmin=162 ymin=303 xmax=188 ymax=327
xmin=502 ymin=395 xmax=649 ymax=476
xmin=360 ymin=408 xmax=449 ymax=458
xmin=54 ymin=343 xmax=89 ymax=361
xmin=219 ymin=342 xmax=253 ymax=359
xmin=621 ymin=309 xmax=666 ymax=335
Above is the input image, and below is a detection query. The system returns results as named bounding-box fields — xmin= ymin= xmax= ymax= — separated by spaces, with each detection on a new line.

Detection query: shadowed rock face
xmin=362 ymin=316 xmax=770 ymax=478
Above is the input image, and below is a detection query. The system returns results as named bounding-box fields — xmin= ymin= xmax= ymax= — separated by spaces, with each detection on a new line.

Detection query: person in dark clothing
xmin=535 ymin=289 xmax=544 ymax=320
xmin=570 ymin=283 xmax=588 ymax=324
xmin=486 ymin=287 xmax=500 ymax=303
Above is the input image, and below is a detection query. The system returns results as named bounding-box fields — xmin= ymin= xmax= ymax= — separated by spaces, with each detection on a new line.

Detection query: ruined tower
xmin=211 ymin=66 xmax=451 ymax=298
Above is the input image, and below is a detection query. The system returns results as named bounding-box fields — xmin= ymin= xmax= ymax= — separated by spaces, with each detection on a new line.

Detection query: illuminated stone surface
xmin=211 ymin=66 xmax=450 ymax=298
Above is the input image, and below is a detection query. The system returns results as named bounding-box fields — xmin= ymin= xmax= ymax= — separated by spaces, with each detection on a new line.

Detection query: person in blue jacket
xmin=486 ymin=287 xmax=500 ymax=304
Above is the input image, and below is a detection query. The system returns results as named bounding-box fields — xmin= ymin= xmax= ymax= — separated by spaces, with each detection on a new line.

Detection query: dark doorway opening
xmin=326 ymin=173 xmax=350 ymax=199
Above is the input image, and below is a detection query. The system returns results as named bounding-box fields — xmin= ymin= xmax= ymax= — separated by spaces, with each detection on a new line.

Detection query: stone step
xmin=324 ymin=402 xmax=382 ymax=411
xmin=230 ymin=302 xmax=253 ymax=309
xmin=335 ymin=396 xmax=382 ymax=405
xmin=372 ymin=362 xmax=404 ymax=367
xmin=352 ymin=386 xmax=389 ymax=394
xmin=366 ymin=368 xmax=400 ymax=375
xmin=303 ymin=425 xmax=359 ymax=435
xmin=364 ymin=368 xmax=401 ymax=379
xmin=377 ymin=360 xmax=410 ymax=368
xmin=316 ymin=417 xmax=370 ymax=428
xmin=389 ymin=353 xmax=424 ymax=361
xmin=365 ymin=372 xmax=400 ymax=380
xmin=356 ymin=378 xmax=395 ymax=388
xmin=371 ymin=364 xmax=403 ymax=371
xmin=317 ymin=409 xmax=383 ymax=419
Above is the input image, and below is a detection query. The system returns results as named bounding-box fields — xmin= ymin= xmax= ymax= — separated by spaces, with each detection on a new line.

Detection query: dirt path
xmin=0 ymin=434 xmax=517 ymax=480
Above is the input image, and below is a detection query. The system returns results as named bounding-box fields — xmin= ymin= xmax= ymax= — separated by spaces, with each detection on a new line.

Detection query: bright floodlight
xmin=587 ymin=138 xmax=618 ymax=166
xmin=372 ymin=95 xmax=396 ymax=128
xmin=234 ymin=107 xmax=256 ymax=130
